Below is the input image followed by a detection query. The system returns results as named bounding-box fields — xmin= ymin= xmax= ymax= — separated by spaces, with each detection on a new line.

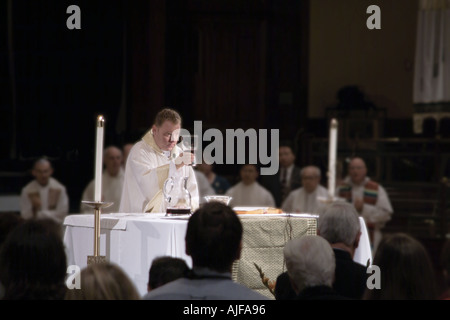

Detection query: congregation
xmin=1 ymin=201 xmax=449 ymax=300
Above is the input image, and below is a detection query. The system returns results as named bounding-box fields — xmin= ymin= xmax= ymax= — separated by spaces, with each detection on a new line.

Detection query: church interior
xmin=1 ymin=0 xmax=450 ymax=297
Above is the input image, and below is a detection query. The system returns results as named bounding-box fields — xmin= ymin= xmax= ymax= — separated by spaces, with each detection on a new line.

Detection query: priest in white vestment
xmin=80 ymin=146 xmax=125 ymax=213
xmin=335 ymin=157 xmax=393 ymax=252
xmin=226 ymin=164 xmax=275 ymax=208
xmin=20 ymin=158 xmax=69 ymax=224
xmin=119 ymin=108 xmax=199 ymax=213
xmin=282 ymin=165 xmax=328 ymax=214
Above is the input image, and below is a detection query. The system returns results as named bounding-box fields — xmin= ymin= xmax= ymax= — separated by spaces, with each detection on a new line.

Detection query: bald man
xmin=20 ymin=158 xmax=69 ymax=224
xmin=281 ymin=165 xmax=329 ymax=213
xmin=336 ymin=157 xmax=393 ymax=251
xmin=81 ymin=146 xmax=124 ymax=213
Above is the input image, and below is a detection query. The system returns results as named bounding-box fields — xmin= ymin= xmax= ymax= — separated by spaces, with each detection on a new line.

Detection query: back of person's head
xmin=363 ymin=233 xmax=437 ymax=300
xmin=0 ymin=218 xmax=67 ymax=300
xmin=318 ymin=202 xmax=361 ymax=247
xmin=283 ymin=235 xmax=335 ymax=293
xmin=148 ymin=256 xmax=189 ymax=291
xmin=185 ymin=202 xmax=242 ymax=272
xmin=65 ymin=262 xmax=140 ymax=300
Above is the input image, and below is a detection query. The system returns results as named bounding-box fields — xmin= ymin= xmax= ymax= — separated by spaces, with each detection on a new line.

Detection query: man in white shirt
xmin=20 ymin=158 xmax=69 ymax=224
xmin=119 ymin=108 xmax=199 ymax=213
xmin=226 ymin=164 xmax=275 ymax=208
xmin=336 ymin=157 xmax=393 ymax=252
xmin=282 ymin=165 xmax=328 ymax=213
xmin=80 ymin=146 xmax=125 ymax=213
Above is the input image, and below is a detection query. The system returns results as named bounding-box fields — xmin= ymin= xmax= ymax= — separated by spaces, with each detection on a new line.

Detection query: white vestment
xmin=119 ymin=130 xmax=199 ymax=213
xmin=281 ymin=185 xmax=329 ymax=214
xmin=20 ymin=177 xmax=69 ymax=224
xmin=80 ymin=167 xmax=125 ymax=213
xmin=337 ymin=176 xmax=393 ymax=252
xmin=225 ymin=181 xmax=276 ymax=208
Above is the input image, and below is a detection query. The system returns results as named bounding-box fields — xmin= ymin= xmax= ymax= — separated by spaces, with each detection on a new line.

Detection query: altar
xmin=63 ymin=213 xmax=372 ymax=298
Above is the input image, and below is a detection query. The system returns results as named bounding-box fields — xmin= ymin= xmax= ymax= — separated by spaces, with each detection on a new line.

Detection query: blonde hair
xmin=65 ymin=262 xmax=141 ymax=300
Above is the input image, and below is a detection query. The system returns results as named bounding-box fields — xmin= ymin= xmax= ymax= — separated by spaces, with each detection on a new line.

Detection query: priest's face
xmin=152 ymin=120 xmax=181 ymax=151
xmin=348 ymin=158 xmax=367 ymax=185
xmin=32 ymin=160 xmax=53 ymax=186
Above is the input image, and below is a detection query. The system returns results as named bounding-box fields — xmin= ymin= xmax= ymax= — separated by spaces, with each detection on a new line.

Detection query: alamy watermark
xmin=66 ymin=265 xmax=81 ymax=289
xmin=366 ymin=264 xmax=381 ymax=290
xmin=67 ymin=5 xmax=381 ymax=31
xmin=176 ymin=121 xmax=279 ymax=176
xmin=367 ymin=5 xmax=381 ymax=30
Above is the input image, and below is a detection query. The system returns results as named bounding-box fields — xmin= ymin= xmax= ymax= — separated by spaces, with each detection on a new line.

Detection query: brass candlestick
xmin=81 ymin=200 xmax=113 ymax=265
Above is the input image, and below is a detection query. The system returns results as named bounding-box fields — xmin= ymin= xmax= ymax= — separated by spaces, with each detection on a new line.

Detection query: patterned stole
xmin=363 ymin=181 xmax=379 ymax=205
xmin=337 ymin=180 xmax=379 ymax=205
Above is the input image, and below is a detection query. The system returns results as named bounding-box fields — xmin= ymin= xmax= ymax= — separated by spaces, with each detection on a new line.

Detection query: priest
xmin=336 ymin=157 xmax=393 ymax=252
xmin=20 ymin=158 xmax=69 ymax=224
xmin=119 ymin=108 xmax=199 ymax=213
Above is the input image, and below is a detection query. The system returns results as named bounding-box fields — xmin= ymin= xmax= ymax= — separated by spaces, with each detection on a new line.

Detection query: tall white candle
xmin=94 ymin=115 xmax=105 ymax=202
xmin=328 ymin=118 xmax=338 ymax=199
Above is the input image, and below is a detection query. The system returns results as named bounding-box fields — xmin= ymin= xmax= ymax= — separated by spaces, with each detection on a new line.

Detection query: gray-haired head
xmin=318 ymin=201 xmax=361 ymax=247
xmin=283 ymin=235 xmax=335 ymax=293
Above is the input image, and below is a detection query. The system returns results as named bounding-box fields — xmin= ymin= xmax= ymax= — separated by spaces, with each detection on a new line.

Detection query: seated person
xmin=80 ymin=146 xmax=124 ymax=213
xmin=336 ymin=157 xmax=393 ymax=252
xmin=281 ymin=165 xmax=328 ymax=213
xmin=225 ymin=164 xmax=275 ymax=208
xmin=318 ymin=202 xmax=369 ymax=299
xmin=20 ymin=157 xmax=69 ymax=224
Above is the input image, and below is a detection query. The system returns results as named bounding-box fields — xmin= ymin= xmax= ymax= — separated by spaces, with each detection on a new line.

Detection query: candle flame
xmin=97 ymin=115 xmax=105 ymax=128
xmin=331 ymin=118 xmax=338 ymax=128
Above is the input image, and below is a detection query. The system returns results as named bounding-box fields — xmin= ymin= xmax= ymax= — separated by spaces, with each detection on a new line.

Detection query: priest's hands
xmin=28 ymin=192 xmax=41 ymax=217
xmin=175 ymin=152 xmax=195 ymax=170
